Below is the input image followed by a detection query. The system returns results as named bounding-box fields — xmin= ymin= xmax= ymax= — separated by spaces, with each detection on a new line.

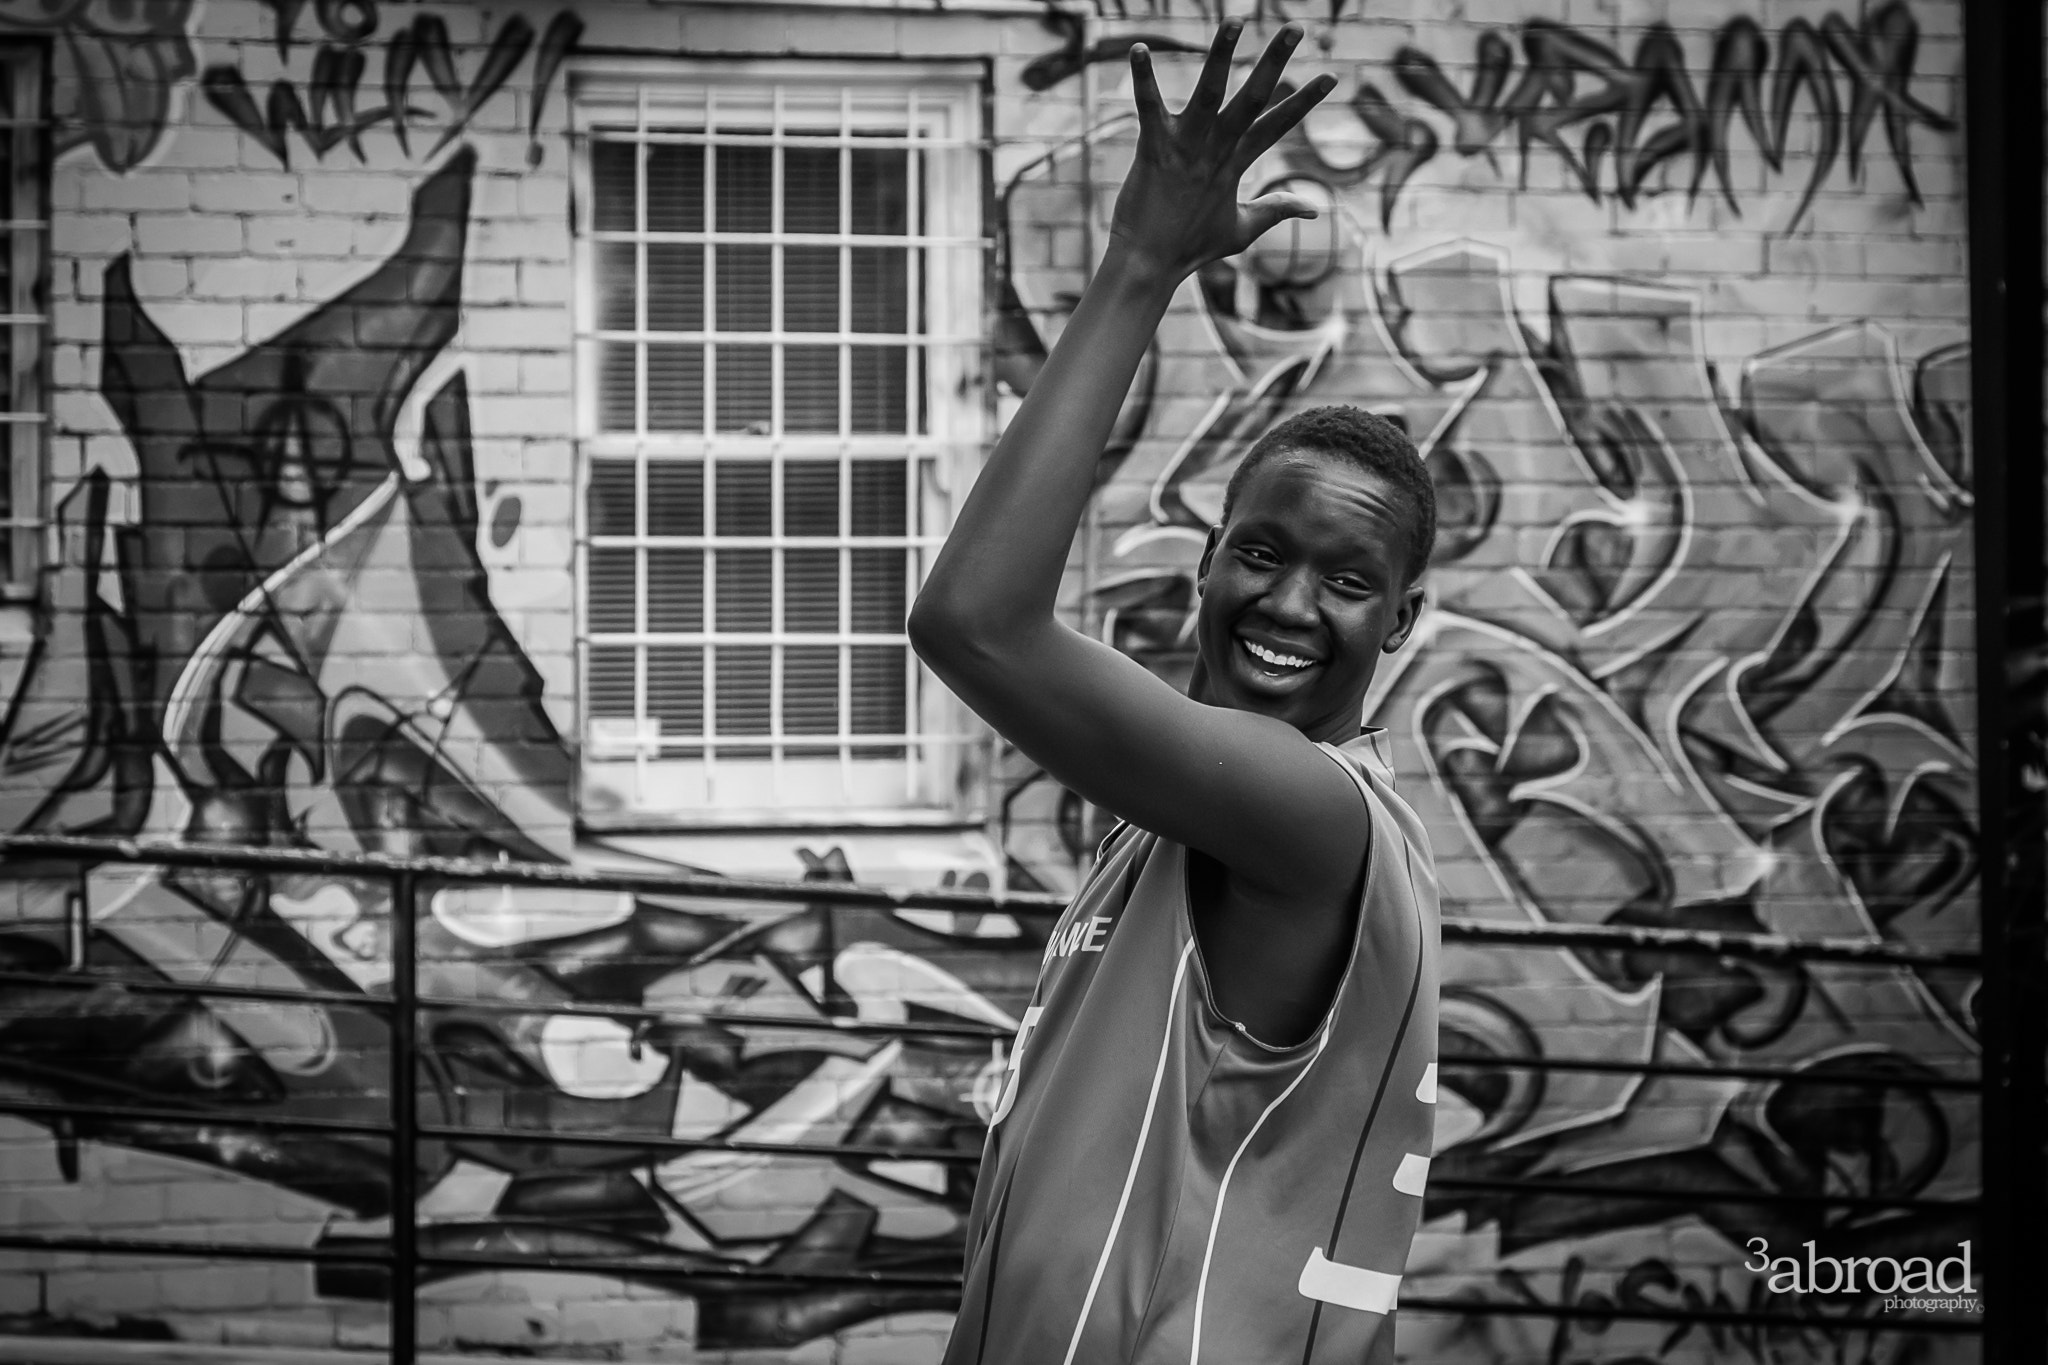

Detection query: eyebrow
xmin=1233 ymin=520 xmax=1401 ymax=573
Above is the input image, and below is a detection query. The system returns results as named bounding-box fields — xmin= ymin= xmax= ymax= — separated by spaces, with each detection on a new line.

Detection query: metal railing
xmin=0 ymin=833 xmax=1992 ymax=1360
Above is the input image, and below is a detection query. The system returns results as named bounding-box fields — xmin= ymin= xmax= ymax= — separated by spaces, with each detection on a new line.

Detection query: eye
xmin=1328 ymin=572 xmax=1373 ymax=595
xmin=1234 ymin=542 xmax=1280 ymax=568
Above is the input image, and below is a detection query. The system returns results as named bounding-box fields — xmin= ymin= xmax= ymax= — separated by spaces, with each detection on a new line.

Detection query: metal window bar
xmin=0 ymin=833 xmax=1995 ymax=1360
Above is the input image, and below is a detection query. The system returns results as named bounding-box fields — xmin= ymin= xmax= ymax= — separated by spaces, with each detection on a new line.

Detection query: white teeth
xmin=1244 ymin=640 xmax=1313 ymax=670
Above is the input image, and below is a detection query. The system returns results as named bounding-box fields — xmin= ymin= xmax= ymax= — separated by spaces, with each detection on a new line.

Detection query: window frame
xmin=0 ymin=42 xmax=45 ymax=601
xmin=568 ymin=58 xmax=988 ymax=830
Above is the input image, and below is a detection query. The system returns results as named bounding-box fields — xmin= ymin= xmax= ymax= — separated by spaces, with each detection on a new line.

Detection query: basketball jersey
xmin=943 ymin=732 xmax=1441 ymax=1365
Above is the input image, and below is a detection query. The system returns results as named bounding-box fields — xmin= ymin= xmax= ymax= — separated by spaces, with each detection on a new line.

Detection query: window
xmin=0 ymin=46 xmax=42 ymax=596
xmin=572 ymin=67 xmax=983 ymax=823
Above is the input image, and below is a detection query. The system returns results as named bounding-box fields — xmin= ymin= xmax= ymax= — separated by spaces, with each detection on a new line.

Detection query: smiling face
xmin=1191 ymin=449 xmax=1426 ymax=743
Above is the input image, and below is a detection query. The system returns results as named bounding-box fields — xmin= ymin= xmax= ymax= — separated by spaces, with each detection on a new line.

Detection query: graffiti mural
xmin=0 ymin=0 xmax=1978 ymax=1359
xmin=202 ymin=3 xmax=583 ymax=169
xmin=1030 ymin=1 xmax=1955 ymax=230
xmin=0 ymin=0 xmax=198 ymax=172
xmin=1370 ymin=1 xmax=1951 ymax=229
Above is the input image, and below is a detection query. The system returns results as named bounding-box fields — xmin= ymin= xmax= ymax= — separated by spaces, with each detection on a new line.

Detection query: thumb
xmin=1241 ymin=191 xmax=1319 ymax=243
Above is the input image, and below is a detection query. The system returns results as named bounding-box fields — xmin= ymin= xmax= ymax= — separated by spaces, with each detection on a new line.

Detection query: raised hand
xmin=1109 ymin=21 xmax=1338 ymax=284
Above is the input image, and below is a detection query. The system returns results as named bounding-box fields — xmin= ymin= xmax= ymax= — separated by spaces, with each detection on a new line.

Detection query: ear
xmin=1196 ymin=526 xmax=1221 ymax=595
xmin=1382 ymin=581 xmax=1426 ymax=654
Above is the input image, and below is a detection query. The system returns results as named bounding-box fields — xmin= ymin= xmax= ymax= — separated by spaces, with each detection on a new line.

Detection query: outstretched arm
xmin=910 ymin=23 xmax=1361 ymax=899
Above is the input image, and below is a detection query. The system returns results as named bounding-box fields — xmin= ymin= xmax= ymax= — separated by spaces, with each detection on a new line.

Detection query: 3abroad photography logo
xmin=1744 ymin=1238 xmax=1982 ymax=1314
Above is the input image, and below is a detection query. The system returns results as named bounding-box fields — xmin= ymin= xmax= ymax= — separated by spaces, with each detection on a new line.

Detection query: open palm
xmin=1109 ymin=21 xmax=1338 ymax=283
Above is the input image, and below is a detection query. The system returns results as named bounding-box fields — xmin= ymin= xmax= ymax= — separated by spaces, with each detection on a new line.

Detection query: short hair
xmin=1219 ymin=406 xmax=1438 ymax=584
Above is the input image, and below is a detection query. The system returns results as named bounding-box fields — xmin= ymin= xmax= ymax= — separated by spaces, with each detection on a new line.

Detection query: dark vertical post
xmin=389 ymin=869 xmax=419 ymax=1365
xmin=1964 ymin=1 xmax=2047 ymax=1362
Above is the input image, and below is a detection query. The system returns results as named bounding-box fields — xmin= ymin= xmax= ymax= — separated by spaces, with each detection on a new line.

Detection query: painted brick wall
xmin=0 ymin=1 xmax=1980 ymax=1362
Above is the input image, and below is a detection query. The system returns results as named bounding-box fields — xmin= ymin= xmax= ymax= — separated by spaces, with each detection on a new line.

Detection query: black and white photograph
xmin=0 ymin=1 xmax=2036 ymax=1362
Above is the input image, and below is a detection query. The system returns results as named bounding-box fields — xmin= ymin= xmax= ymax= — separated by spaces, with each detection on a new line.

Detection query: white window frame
xmin=0 ymin=44 xmax=43 ymax=599
xmin=569 ymin=59 xmax=987 ymax=828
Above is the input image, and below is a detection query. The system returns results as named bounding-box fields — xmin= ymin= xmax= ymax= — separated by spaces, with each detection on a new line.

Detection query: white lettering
xmin=990 ymin=1005 xmax=1045 ymax=1126
xmin=1044 ymin=915 xmax=1116 ymax=963
xmin=1391 ymin=1152 xmax=1430 ymax=1196
xmin=1297 ymin=1248 xmax=1400 ymax=1315
xmin=1937 ymin=1241 xmax=1973 ymax=1294
xmin=1807 ymin=1242 xmax=1843 ymax=1294
xmin=1748 ymin=1240 xmax=1975 ymax=1299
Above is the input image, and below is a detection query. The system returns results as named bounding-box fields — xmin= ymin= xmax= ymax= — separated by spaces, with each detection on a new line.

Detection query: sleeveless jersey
xmin=943 ymin=733 xmax=1442 ymax=1365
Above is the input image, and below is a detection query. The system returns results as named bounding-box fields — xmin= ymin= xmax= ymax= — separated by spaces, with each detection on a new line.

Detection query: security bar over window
xmin=572 ymin=69 xmax=983 ymax=821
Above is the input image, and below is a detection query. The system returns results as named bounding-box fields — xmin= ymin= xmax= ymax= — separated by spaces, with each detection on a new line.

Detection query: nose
xmin=1262 ymin=566 xmax=1319 ymax=627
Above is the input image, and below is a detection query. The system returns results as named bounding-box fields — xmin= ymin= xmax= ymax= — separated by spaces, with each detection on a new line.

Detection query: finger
xmin=1129 ymin=43 xmax=1170 ymax=135
xmin=1185 ymin=19 xmax=1243 ymax=116
xmin=1234 ymin=71 xmax=1338 ymax=168
xmin=1241 ymin=191 xmax=1322 ymax=244
xmin=1220 ymin=23 xmax=1305 ymax=133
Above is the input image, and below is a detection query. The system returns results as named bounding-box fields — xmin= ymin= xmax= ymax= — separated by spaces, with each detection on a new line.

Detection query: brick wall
xmin=0 ymin=1 xmax=1981 ymax=1361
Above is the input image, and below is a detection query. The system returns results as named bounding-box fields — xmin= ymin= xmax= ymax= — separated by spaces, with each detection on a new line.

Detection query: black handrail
xmin=0 ymin=832 xmax=1978 ymax=966
xmin=0 ymin=833 xmax=1073 ymax=912
xmin=0 ymin=1230 xmax=1988 ymax=1335
xmin=0 ymin=963 xmax=1981 ymax=1092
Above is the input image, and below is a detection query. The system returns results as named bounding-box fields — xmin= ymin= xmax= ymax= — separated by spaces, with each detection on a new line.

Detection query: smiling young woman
xmin=1190 ymin=414 xmax=1434 ymax=746
xmin=909 ymin=21 xmax=1442 ymax=1363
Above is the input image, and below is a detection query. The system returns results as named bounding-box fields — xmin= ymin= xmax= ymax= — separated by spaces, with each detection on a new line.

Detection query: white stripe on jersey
xmin=1060 ymin=939 xmax=1197 ymax=1365
xmin=1188 ymin=1026 xmax=1332 ymax=1365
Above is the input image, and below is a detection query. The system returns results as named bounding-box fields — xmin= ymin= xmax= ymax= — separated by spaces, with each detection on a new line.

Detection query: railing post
xmin=389 ymin=868 xmax=419 ymax=1365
